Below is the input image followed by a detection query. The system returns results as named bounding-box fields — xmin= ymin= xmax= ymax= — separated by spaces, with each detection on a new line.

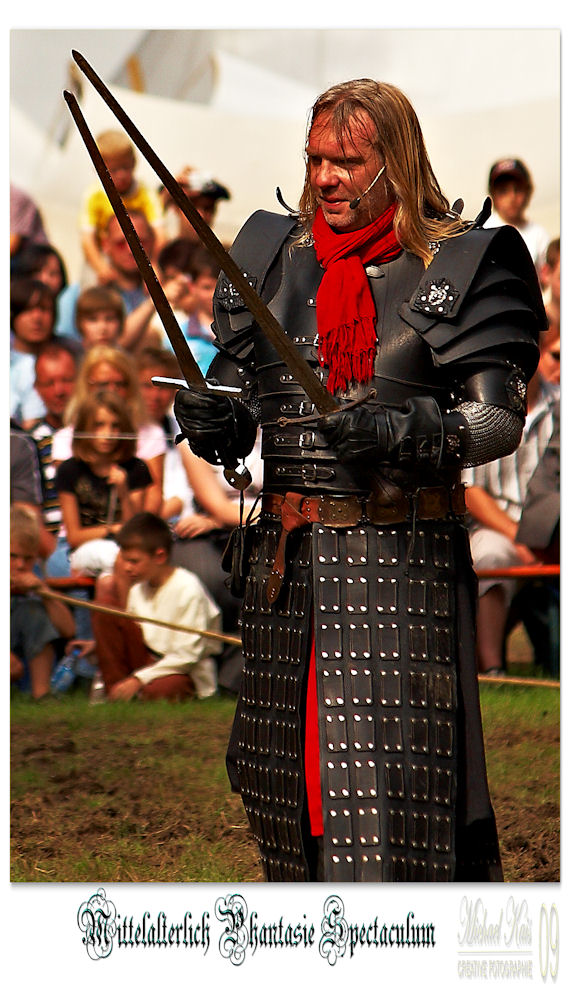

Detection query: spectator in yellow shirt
xmin=79 ymin=130 xmax=164 ymax=283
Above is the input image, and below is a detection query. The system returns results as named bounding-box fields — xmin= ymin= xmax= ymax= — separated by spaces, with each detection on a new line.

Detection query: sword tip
xmin=72 ymin=49 xmax=89 ymax=70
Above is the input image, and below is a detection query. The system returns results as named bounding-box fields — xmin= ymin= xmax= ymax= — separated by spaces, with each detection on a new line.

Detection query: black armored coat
xmin=205 ymin=210 xmax=543 ymax=882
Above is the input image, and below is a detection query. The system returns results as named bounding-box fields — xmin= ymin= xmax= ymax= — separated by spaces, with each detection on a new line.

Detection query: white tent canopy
xmin=10 ymin=29 xmax=560 ymax=283
xmin=10 ymin=79 xmax=310 ymax=280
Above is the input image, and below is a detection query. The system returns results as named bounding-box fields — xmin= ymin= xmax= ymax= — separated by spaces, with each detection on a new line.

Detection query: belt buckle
xmin=365 ymin=493 xmax=407 ymax=524
xmin=416 ymin=487 xmax=444 ymax=520
xmin=318 ymin=496 xmax=362 ymax=527
xmin=301 ymin=464 xmax=318 ymax=483
xmin=299 ymin=431 xmax=315 ymax=449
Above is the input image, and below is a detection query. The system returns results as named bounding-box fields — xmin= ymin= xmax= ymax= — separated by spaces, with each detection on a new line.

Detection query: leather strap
xmin=266 ymin=493 xmax=313 ymax=603
xmin=263 ymin=485 xmax=466 ymax=603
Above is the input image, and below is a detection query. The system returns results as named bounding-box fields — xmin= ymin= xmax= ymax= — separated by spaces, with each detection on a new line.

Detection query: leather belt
xmin=274 ymin=463 xmax=336 ymax=483
xmin=262 ymin=484 xmax=465 ymax=603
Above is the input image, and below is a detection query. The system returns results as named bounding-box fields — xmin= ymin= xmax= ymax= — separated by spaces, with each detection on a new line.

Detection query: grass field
xmin=478 ymin=683 xmax=559 ymax=881
xmin=10 ymin=670 xmax=559 ymax=884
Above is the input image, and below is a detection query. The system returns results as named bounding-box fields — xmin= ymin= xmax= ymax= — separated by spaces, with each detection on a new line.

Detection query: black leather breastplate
xmin=255 ymin=246 xmax=454 ymax=496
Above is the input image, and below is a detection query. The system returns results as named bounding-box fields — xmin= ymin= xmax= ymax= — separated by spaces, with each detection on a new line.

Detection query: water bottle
xmin=51 ymin=647 xmax=81 ymax=694
xmin=75 ymin=655 xmax=97 ymax=680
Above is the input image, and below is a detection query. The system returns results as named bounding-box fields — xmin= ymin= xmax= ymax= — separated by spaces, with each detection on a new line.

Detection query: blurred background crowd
xmin=9 ymin=28 xmax=560 ymax=701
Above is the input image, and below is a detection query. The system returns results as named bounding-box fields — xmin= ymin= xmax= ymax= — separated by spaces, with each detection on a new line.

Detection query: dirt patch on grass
xmin=485 ymin=720 xmax=559 ymax=882
xmin=496 ymin=797 xmax=559 ymax=882
xmin=11 ymin=707 xmax=262 ymax=883
xmin=10 ymin=699 xmax=559 ymax=883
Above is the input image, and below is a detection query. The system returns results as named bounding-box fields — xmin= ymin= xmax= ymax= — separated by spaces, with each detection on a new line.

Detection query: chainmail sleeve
xmin=455 ymin=400 xmax=524 ymax=468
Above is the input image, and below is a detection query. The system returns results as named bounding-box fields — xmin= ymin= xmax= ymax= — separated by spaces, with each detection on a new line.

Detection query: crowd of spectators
xmin=10 ymin=140 xmax=560 ymax=701
xmin=10 ymin=146 xmax=258 ymax=701
xmin=466 ymin=159 xmax=560 ymax=678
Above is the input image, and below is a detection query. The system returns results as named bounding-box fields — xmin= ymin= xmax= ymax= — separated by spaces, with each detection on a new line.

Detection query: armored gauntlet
xmin=318 ymin=397 xmax=468 ymax=468
xmin=174 ymin=387 xmax=257 ymax=467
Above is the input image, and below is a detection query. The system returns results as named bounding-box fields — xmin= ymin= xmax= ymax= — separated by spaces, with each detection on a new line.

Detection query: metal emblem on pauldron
xmin=216 ymin=271 xmax=257 ymax=312
xmin=505 ymin=370 xmax=527 ymax=413
xmin=415 ymin=277 xmax=459 ymax=315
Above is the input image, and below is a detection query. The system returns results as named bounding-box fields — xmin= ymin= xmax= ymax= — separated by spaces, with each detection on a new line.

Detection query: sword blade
xmin=71 ymin=49 xmax=337 ymax=416
xmin=65 ymin=90 xmax=252 ymax=490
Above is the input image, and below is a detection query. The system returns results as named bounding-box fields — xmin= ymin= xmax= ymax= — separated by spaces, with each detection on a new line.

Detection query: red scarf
xmin=312 ymin=202 xmax=401 ymax=395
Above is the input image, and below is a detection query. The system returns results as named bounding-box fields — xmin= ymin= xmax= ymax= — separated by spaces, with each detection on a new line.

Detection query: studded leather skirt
xmin=226 ymin=513 xmax=501 ymax=882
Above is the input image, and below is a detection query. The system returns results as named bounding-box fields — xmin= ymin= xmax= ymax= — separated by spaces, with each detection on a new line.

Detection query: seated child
xmin=136 ymin=346 xmax=192 ymax=523
xmin=74 ymin=284 xmax=161 ymax=358
xmin=143 ymin=242 xmax=220 ymax=375
xmin=183 ymin=247 xmax=220 ymax=375
xmin=75 ymin=285 xmax=125 ymax=356
xmin=79 ymin=129 xmax=163 ymax=283
xmin=10 ymin=505 xmax=75 ymax=699
xmin=51 ymin=345 xmax=166 ymax=517
xmin=55 ymin=391 xmax=152 ymax=580
xmin=91 ymin=512 xmax=221 ymax=702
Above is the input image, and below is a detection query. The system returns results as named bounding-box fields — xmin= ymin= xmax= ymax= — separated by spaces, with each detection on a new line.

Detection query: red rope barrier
xmin=44 ymin=576 xmax=96 ymax=590
xmin=477 ymin=564 xmax=559 ymax=579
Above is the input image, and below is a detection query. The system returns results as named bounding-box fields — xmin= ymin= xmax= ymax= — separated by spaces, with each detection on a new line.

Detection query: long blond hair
xmin=64 ymin=345 xmax=144 ymax=427
xmin=298 ymin=79 xmax=466 ymax=266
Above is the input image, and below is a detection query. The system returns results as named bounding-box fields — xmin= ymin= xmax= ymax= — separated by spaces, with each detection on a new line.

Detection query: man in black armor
xmin=174 ymin=80 xmax=546 ymax=882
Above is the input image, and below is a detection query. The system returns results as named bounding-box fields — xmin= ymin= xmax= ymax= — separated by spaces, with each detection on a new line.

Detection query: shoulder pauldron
xmin=212 ymin=210 xmax=298 ymax=356
xmin=399 ymin=223 xmax=547 ymax=378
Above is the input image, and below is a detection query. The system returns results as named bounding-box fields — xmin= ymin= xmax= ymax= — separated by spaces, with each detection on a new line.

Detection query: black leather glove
xmin=318 ymin=402 xmax=389 ymax=462
xmin=174 ymin=388 xmax=257 ymax=467
xmin=318 ymin=397 xmax=466 ymax=468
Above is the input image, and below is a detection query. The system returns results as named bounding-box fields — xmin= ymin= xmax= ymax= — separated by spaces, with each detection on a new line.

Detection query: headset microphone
xmin=349 ymin=164 xmax=386 ymax=210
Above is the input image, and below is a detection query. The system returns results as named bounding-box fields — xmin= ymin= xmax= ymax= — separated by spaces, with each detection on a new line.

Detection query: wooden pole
xmin=37 ymin=587 xmax=243 ymax=647
xmin=37 ymin=589 xmax=560 ymax=686
xmin=478 ymin=673 xmax=559 ymax=689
